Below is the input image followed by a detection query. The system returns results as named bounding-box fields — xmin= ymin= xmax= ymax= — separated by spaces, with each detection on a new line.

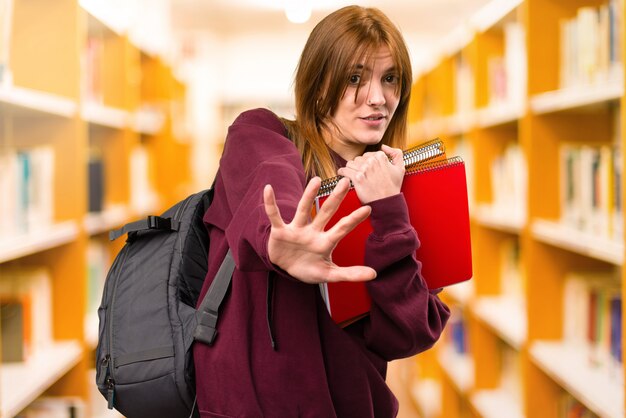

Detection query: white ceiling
xmin=170 ymin=0 xmax=492 ymax=61
xmin=168 ymin=0 xmax=495 ymax=107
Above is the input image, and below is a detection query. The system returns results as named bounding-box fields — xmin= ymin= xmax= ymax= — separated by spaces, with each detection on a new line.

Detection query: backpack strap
xmin=109 ymin=216 xmax=180 ymax=241
xmin=194 ymin=249 xmax=236 ymax=345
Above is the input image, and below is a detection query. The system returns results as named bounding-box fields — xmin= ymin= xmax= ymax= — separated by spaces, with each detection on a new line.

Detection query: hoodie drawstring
xmin=266 ymin=273 xmax=277 ymax=350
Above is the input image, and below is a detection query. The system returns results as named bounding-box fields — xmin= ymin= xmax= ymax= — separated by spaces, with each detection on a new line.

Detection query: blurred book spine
xmin=0 ymin=147 xmax=55 ymax=238
xmin=559 ymin=0 xmax=623 ymax=88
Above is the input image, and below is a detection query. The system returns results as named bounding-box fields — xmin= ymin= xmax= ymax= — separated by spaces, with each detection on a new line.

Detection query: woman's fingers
xmin=326 ymin=265 xmax=377 ymax=283
xmin=381 ymin=144 xmax=404 ymax=167
xmin=311 ymin=177 xmax=351 ymax=228
xmin=263 ymin=184 xmax=285 ymax=229
xmin=292 ymin=177 xmax=322 ymax=227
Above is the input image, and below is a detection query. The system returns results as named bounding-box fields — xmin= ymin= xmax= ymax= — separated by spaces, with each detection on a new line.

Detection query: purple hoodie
xmin=193 ymin=108 xmax=450 ymax=418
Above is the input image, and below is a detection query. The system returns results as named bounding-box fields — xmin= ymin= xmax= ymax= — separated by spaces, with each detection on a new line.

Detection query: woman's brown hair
xmin=282 ymin=5 xmax=412 ymax=180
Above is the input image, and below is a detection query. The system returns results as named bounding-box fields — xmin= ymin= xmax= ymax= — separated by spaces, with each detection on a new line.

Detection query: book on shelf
xmin=558 ymin=392 xmax=599 ymax=418
xmin=0 ymin=267 xmax=52 ymax=360
xmin=560 ymin=142 xmax=620 ymax=241
xmin=490 ymin=142 xmax=527 ymax=222
xmin=88 ymin=155 xmax=105 ymax=213
xmin=562 ymin=270 xmax=622 ymax=375
xmin=559 ymin=0 xmax=623 ymax=88
xmin=499 ymin=238 xmax=525 ymax=300
xmin=487 ymin=55 xmax=507 ymax=106
xmin=453 ymin=52 xmax=474 ymax=118
xmin=1 ymin=297 xmax=27 ymax=362
xmin=86 ymin=239 xmax=109 ymax=317
xmin=129 ymin=145 xmax=159 ymax=214
xmin=611 ymin=145 xmax=623 ymax=243
xmin=484 ymin=21 xmax=526 ymax=109
xmin=500 ymin=344 xmax=523 ymax=404
xmin=0 ymin=147 xmax=55 ymax=238
xmin=503 ymin=21 xmax=527 ymax=109
xmin=447 ymin=305 xmax=469 ymax=355
xmin=82 ymin=35 xmax=104 ymax=104
xmin=315 ymin=139 xmax=473 ymax=325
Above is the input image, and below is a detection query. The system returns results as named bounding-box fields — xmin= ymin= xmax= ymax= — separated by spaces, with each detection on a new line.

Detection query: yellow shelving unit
xmin=0 ymin=1 xmax=190 ymax=416
xmin=408 ymin=0 xmax=625 ymax=417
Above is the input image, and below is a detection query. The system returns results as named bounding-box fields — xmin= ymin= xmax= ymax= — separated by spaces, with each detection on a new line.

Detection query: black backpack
xmin=95 ymin=186 xmax=235 ymax=418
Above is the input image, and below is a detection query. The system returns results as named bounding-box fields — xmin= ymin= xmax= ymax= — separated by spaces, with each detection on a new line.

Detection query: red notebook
xmin=316 ymin=147 xmax=473 ymax=326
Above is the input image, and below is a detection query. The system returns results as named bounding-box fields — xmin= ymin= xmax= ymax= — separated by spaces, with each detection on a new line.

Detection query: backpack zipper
xmin=97 ymin=354 xmax=110 ymax=387
xmin=103 ymin=247 xmax=131 ymax=409
xmin=106 ymin=377 xmax=116 ymax=409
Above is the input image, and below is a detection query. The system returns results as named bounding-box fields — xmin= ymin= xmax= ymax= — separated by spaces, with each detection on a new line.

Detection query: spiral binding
xmin=406 ymin=155 xmax=464 ymax=176
xmin=403 ymin=138 xmax=445 ymax=167
xmin=317 ymin=137 xmax=446 ymax=197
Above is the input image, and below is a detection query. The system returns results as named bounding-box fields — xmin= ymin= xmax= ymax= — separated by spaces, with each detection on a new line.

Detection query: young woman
xmin=193 ymin=6 xmax=450 ymax=418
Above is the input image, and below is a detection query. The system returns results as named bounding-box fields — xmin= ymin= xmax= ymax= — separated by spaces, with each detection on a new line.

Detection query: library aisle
xmin=1 ymin=0 xmax=625 ymax=417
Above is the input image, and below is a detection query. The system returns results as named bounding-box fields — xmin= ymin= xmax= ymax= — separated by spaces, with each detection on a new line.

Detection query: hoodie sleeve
xmin=348 ymin=193 xmax=450 ymax=361
xmin=206 ymin=108 xmax=306 ymax=272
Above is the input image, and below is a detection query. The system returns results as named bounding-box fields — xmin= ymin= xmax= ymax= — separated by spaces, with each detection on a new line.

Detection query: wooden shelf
xmin=469 ymin=0 xmax=524 ymax=32
xmin=0 ymin=340 xmax=83 ymax=418
xmin=132 ymin=107 xmax=165 ymax=135
xmin=444 ymin=112 xmax=476 ymax=137
xmin=0 ymin=222 xmax=80 ymax=264
xmin=79 ymin=0 xmax=129 ymax=35
xmin=438 ymin=345 xmax=474 ymax=394
xmin=442 ymin=280 xmax=475 ymax=306
xmin=476 ymin=102 xmax=523 ymax=128
xmin=81 ymin=102 xmax=130 ymax=129
xmin=530 ymin=341 xmax=624 ymax=418
xmin=470 ymin=389 xmax=525 ymax=418
xmin=84 ymin=205 xmax=130 ymax=236
xmin=530 ymin=79 xmax=623 ymax=115
xmin=473 ymin=203 xmax=525 ymax=234
xmin=472 ymin=295 xmax=526 ymax=350
xmin=0 ymin=84 xmax=77 ymax=117
xmin=531 ymin=219 xmax=624 ymax=265
xmin=410 ymin=378 xmax=441 ymax=418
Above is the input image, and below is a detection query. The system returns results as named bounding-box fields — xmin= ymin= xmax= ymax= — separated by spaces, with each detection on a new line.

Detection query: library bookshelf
xmin=0 ymin=0 xmax=191 ymax=416
xmin=408 ymin=0 xmax=625 ymax=417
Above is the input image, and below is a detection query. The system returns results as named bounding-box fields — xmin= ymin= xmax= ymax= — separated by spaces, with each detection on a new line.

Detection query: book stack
xmin=316 ymin=138 xmax=473 ymax=325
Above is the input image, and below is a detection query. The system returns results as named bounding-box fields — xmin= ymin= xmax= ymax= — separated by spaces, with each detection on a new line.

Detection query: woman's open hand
xmin=263 ymin=177 xmax=377 ymax=284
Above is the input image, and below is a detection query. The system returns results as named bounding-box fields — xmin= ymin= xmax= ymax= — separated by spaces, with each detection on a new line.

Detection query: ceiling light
xmin=284 ymin=0 xmax=312 ymax=24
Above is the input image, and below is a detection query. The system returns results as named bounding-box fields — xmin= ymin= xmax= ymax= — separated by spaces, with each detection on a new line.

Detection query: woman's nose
xmin=365 ymin=81 xmax=385 ymax=106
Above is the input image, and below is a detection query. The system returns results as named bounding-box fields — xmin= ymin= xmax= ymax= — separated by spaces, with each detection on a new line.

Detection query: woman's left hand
xmin=336 ymin=144 xmax=405 ymax=204
xmin=263 ymin=177 xmax=378 ymax=284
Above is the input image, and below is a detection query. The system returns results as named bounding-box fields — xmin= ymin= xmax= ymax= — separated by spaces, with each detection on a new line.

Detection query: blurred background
xmin=0 ymin=0 xmax=624 ymax=417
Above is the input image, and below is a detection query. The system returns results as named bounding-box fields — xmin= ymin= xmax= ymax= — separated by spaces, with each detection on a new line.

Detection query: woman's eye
xmin=349 ymin=74 xmax=361 ymax=84
xmin=384 ymin=74 xmax=399 ymax=84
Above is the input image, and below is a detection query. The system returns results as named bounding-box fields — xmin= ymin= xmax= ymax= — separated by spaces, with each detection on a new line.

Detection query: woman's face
xmin=324 ymin=45 xmax=401 ymax=160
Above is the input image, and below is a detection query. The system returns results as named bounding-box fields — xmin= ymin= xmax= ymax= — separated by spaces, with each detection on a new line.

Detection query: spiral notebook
xmin=316 ymin=140 xmax=472 ymax=326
